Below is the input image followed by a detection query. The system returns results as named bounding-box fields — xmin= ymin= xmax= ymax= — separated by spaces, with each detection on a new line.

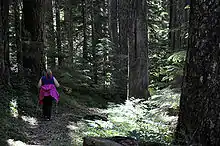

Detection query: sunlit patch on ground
xmin=7 ymin=139 xmax=27 ymax=146
xmin=67 ymin=121 xmax=86 ymax=145
xmin=21 ymin=116 xmax=38 ymax=127
xmin=10 ymin=99 xmax=19 ymax=118
xmin=7 ymin=139 xmax=42 ymax=146
xmin=67 ymin=121 xmax=79 ymax=130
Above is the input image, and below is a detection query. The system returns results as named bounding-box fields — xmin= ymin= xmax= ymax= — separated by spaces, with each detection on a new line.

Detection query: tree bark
xmin=64 ymin=0 xmax=73 ymax=64
xmin=109 ymin=0 xmax=120 ymax=92
xmin=109 ymin=0 xmax=118 ymax=46
xmin=174 ymin=1 xmax=220 ymax=145
xmin=14 ymin=0 xmax=23 ymax=73
xmin=45 ymin=0 xmax=56 ymax=68
xmin=118 ymin=0 xmax=128 ymax=97
xmin=169 ymin=0 xmax=176 ymax=50
xmin=22 ymin=0 xmax=45 ymax=79
xmin=0 ymin=0 xmax=10 ymax=85
xmin=128 ymin=0 xmax=149 ymax=98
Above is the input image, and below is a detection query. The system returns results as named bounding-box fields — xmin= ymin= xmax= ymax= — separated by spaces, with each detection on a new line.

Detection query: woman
xmin=38 ymin=69 xmax=60 ymax=120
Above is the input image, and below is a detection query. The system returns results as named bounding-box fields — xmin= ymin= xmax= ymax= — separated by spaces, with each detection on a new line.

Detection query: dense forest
xmin=1 ymin=0 xmax=220 ymax=145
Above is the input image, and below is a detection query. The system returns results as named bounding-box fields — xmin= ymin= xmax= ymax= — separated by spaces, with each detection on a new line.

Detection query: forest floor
xmin=6 ymin=98 xmax=106 ymax=146
xmin=1 ymin=73 xmax=179 ymax=146
xmin=0 ymin=76 xmax=110 ymax=146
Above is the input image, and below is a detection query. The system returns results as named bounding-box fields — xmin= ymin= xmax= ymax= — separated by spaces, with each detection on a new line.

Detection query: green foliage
xmin=148 ymin=0 xmax=169 ymax=51
xmin=82 ymin=88 xmax=180 ymax=145
xmin=168 ymin=51 xmax=186 ymax=64
xmin=150 ymin=50 xmax=186 ymax=90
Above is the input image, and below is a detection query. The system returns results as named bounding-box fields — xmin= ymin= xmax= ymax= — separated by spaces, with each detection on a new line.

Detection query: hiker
xmin=38 ymin=69 xmax=60 ymax=120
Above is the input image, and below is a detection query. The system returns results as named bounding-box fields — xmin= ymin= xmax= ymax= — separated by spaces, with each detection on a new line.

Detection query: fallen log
xmin=83 ymin=136 xmax=139 ymax=146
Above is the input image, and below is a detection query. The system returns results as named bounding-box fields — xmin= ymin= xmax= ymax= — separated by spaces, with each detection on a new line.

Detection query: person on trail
xmin=38 ymin=69 xmax=60 ymax=120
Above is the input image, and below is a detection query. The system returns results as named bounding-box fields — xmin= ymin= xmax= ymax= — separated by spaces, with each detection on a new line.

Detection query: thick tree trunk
xmin=0 ymin=0 xmax=10 ymax=85
xmin=22 ymin=0 xmax=45 ymax=79
xmin=128 ymin=0 xmax=149 ymax=98
xmin=14 ymin=0 xmax=23 ymax=73
xmin=174 ymin=1 xmax=220 ymax=145
xmin=45 ymin=0 xmax=56 ymax=68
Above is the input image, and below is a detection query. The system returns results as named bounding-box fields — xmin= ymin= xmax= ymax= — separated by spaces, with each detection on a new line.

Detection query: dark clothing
xmin=41 ymin=76 xmax=55 ymax=85
xmin=42 ymin=96 xmax=53 ymax=119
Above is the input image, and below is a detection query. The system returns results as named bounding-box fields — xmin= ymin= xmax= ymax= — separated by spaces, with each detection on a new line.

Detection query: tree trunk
xmin=55 ymin=0 xmax=62 ymax=66
xmin=91 ymin=0 xmax=102 ymax=84
xmin=22 ymin=0 xmax=45 ymax=79
xmin=14 ymin=0 xmax=23 ymax=73
xmin=0 ymin=0 xmax=10 ymax=85
xmin=45 ymin=0 xmax=56 ymax=68
xmin=169 ymin=0 xmax=176 ymax=50
xmin=109 ymin=0 xmax=118 ymax=46
xmin=82 ymin=0 xmax=88 ymax=61
xmin=109 ymin=0 xmax=120 ymax=91
xmin=68 ymin=0 xmax=73 ymax=64
xmin=174 ymin=1 xmax=220 ymax=145
xmin=118 ymin=0 xmax=128 ymax=97
xmin=64 ymin=0 xmax=73 ymax=64
xmin=128 ymin=0 xmax=149 ymax=99
xmin=169 ymin=0 xmax=187 ymax=51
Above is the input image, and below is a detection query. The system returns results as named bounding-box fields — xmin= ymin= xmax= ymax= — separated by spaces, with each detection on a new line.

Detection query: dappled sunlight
xmin=67 ymin=121 xmax=85 ymax=145
xmin=21 ymin=116 xmax=38 ymax=127
xmin=7 ymin=139 xmax=27 ymax=146
xmin=9 ymin=99 xmax=19 ymax=118
xmin=67 ymin=121 xmax=79 ymax=131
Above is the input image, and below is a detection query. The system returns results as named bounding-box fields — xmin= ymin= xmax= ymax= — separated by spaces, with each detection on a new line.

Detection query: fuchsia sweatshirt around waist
xmin=39 ymin=84 xmax=60 ymax=104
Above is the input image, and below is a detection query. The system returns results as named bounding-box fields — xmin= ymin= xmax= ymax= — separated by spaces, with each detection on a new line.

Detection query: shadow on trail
xmin=0 ymin=80 xmax=79 ymax=146
xmin=23 ymin=107 xmax=76 ymax=145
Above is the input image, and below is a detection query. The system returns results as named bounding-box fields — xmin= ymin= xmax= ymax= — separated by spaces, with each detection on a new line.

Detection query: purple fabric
xmin=39 ymin=84 xmax=60 ymax=104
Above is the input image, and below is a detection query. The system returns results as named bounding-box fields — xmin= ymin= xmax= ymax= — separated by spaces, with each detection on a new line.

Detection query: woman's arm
xmin=53 ymin=77 xmax=60 ymax=88
xmin=38 ymin=78 xmax=42 ymax=88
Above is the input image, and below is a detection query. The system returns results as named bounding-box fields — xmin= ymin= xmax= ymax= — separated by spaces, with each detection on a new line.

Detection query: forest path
xmin=8 ymin=103 xmax=102 ymax=146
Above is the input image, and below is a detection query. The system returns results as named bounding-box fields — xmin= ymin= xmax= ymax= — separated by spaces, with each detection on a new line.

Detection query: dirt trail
xmin=8 ymin=104 xmax=99 ymax=146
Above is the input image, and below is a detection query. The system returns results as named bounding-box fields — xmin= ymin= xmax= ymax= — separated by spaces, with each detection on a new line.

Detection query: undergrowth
xmin=81 ymin=87 xmax=180 ymax=145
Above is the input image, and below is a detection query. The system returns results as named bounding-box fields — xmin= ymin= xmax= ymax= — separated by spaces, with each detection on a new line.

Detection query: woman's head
xmin=46 ymin=69 xmax=52 ymax=78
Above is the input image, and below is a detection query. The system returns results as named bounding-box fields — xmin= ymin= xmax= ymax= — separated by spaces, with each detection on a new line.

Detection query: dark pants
xmin=42 ymin=96 xmax=53 ymax=119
